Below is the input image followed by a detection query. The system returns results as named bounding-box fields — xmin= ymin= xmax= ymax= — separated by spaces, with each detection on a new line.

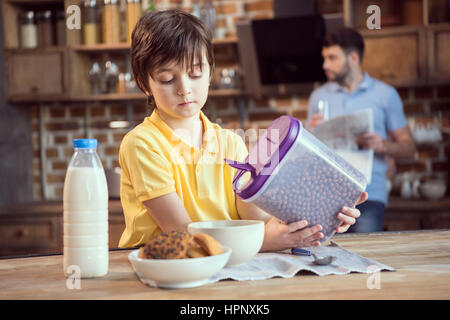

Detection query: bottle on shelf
xmin=105 ymin=60 xmax=119 ymax=93
xmin=83 ymin=0 xmax=99 ymax=45
xmin=142 ymin=0 xmax=156 ymax=12
xmin=55 ymin=10 xmax=66 ymax=46
xmin=63 ymin=139 xmax=109 ymax=279
xmin=191 ymin=0 xmax=201 ymax=19
xmin=200 ymin=0 xmax=216 ymax=37
xmin=19 ymin=11 xmax=38 ymax=49
xmin=36 ymin=10 xmax=54 ymax=47
xmin=126 ymin=0 xmax=142 ymax=43
xmin=88 ymin=62 xmax=102 ymax=94
xmin=103 ymin=0 xmax=121 ymax=43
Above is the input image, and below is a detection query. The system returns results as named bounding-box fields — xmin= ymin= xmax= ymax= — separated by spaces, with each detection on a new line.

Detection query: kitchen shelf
xmin=71 ymin=37 xmax=238 ymax=52
xmin=5 ymin=0 xmax=63 ymax=6
xmin=7 ymin=94 xmax=70 ymax=103
xmin=209 ymin=88 xmax=246 ymax=97
xmin=8 ymin=89 xmax=247 ymax=103
xmin=69 ymin=89 xmax=246 ymax=101
xmin=69 ymin=93 xmax=145 ymax=102
xmin=212 ymin=36 xmax=238 ymax=45
xmin=71 ymin=43 xmax=131 ymax=53
xmin=4 ymin=46 xmax=67 ymax=54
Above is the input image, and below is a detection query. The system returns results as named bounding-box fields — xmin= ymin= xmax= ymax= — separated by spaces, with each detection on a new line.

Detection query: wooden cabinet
xmin=1 ymin=0 xmax=69 ymax=101
xmin=0 ymin=215 xmax=61 ymax=256
xmin=347 ymin=0 xmax=450 ymax=87
xmin=427 ymin=23 xmax=450 ymax=82
xmin=383 ymin=197 xmax=450 ymax=231
xmin=4 ymin=47 xmax=69 ymax=99
xmin=0 ymin=201 xmax=125 ymax=257
xmin=360 ymin=26 xmax=428 ymax=87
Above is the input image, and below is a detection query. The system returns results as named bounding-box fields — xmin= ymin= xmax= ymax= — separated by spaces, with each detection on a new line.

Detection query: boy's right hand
xmin=259 ymin=217 xmax=324 ymax=252
xmin=308 ymin=114 xmax=324 ymax=130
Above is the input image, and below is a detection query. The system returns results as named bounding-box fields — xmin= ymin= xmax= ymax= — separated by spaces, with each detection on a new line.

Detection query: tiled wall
xmin=31 ymin=85 xmax=450 ymax=200
xmin=395 ymin=87 xmax=450 ymax=177
xmin=30 ymin=0 xmax=450 ymax=200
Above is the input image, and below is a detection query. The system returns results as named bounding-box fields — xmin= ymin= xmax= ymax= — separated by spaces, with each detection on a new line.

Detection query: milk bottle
xmin=63 ymin=139 xmax=108 ymax=278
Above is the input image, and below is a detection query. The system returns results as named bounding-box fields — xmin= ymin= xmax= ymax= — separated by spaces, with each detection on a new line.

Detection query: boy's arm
xmin=235 ymin=196 xmax=323 ymax=252
xmin=235 ymin=196 xmax=272 ymax=222
xmin=143 ymin=192 xmax=193 ymax=232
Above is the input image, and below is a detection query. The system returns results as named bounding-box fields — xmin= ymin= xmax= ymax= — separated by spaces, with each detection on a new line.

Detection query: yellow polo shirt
xmin=118 ymin=109 xmax=248 ymax=247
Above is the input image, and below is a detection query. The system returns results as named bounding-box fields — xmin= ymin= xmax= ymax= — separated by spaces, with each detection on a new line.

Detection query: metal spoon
xmin=312 ymin=253 xmax=336 ymax=266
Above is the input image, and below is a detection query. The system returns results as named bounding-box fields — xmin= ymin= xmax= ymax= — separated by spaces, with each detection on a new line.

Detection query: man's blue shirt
xmin=307 ymin=72 xmax=408 ymax=205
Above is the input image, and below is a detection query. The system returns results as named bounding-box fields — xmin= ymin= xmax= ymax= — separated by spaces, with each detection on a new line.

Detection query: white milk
xmin=63 ymin=167 xmax=109 ymax=278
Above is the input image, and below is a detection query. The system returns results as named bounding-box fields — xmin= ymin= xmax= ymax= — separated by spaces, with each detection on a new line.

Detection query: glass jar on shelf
xmin=103 ymin=0 xmax=121 ymax=43
xmin=142 ymin=0 xmax=156 ymax=12
xmin=200 ymin=0 xmax=216 ymax=37
xmin=36 ymin=10 xmax=54 ymax=47
xmin=55 ymin=10 xmax=66 ymax=46
xmin=88 ymin=61 xmax=102 ymax=94
xmin=105 ymin=60 xmax=119 ymax=93
xmin=219 ymin=68 xmax=236 ymax=89
xmin=126 ymin=0 xmax=142 ymax=43
xmin=83 ymin=0 xmax=99 ymax=45
xmin=124 ymin=72 xmax=139 ymax=93
xmin=19 ymin=11 xmax=38 ymax=49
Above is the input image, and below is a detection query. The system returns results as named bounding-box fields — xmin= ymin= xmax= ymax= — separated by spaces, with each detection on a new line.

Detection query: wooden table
xmin=1 ymin=230 xmax=449 ymax=300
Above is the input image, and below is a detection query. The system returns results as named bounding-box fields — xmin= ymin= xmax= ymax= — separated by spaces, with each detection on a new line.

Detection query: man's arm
xmin=385 ymin=126 xmax=416 ymax=159
xmin=357 ymin=126 xmax=416 ymax=160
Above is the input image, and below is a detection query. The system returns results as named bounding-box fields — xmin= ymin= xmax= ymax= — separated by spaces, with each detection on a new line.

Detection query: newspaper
xmin=132 ymin=241 xmax=395 ymax=288
xmin=311 ymin=108 xmax=374 ymax=183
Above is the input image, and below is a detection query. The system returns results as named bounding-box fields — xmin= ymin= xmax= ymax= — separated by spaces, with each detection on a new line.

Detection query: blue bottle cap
xmin=73 ymin=139 xmax=98 ymax=149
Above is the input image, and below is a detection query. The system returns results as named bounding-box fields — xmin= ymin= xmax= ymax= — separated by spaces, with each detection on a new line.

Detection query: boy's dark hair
xmin=130 ymin=9 xmax=215 ymax=102
xmin=323 ymin=28 xmax=365 ymax=63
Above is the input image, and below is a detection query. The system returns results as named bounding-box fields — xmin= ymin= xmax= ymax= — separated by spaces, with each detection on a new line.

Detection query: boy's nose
xmin=177 ymin=78 xmax=192 ymax=96
xmin=177 ymin=88 xmax=192 ymax=96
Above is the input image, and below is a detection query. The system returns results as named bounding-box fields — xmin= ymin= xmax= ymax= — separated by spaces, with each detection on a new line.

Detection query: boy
xmin=118 ymin=10 xmax=367 ymax=251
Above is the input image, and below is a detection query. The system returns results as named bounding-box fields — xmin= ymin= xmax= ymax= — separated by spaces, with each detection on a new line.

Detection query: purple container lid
xmin=225 ymin=116 xmax=301 ymax=200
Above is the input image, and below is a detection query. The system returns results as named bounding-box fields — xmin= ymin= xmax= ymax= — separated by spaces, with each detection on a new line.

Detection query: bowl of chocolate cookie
xmin=128 ymin=231 xmax=231 ymax=289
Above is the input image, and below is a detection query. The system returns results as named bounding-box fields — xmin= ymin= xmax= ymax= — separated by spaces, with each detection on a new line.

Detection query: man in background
xmin=307 ymin=28 xmax=416 ymax=233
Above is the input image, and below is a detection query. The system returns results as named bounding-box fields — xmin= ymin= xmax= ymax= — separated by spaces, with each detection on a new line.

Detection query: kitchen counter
xmin=1 ymin=198 xmax=449 ymax=257
xmin=2 ymin=197 xmax=449 ymax=214
xmin=0 ymin=200 xmax=123 ymax=216
xmin=1 ymin=229 xmax=449 ymax=299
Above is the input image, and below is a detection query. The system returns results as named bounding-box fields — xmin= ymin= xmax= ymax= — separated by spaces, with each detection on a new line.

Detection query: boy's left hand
xmin=336 ymin=192 xmax=368 ymax=233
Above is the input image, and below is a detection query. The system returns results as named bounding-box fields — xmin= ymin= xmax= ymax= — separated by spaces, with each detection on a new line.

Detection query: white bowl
xmin=128 ymin=246 xmax=231 ymax=289
xmin=419 ymin=181 xmax=447 ymax=201
xmin=188 ymin=220 xmax=264 ymax=266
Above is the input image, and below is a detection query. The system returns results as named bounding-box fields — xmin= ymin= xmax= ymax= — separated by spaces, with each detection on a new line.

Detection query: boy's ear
xmin=136 ymin=77 xmax=151 ymax=96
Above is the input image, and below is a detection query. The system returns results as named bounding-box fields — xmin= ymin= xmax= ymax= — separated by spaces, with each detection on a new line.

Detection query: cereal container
xmin=225 ymin=116 xmax=367 ymax=243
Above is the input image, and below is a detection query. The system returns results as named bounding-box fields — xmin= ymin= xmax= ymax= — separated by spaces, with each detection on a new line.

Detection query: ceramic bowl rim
xmin=128 ymin=246 xmax=232 ymax=264
xmin=188 ymin=219 xmax=264 ymax=231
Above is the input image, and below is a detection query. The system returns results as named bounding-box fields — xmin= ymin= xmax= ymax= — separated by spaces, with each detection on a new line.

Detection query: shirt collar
xmin=147 ymin=109 xmax=219 ymax=154
xmin=328 ymin=72 xmax=373 ymax=93
xmin=359 ymin=72 xmax=373 ymax=90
